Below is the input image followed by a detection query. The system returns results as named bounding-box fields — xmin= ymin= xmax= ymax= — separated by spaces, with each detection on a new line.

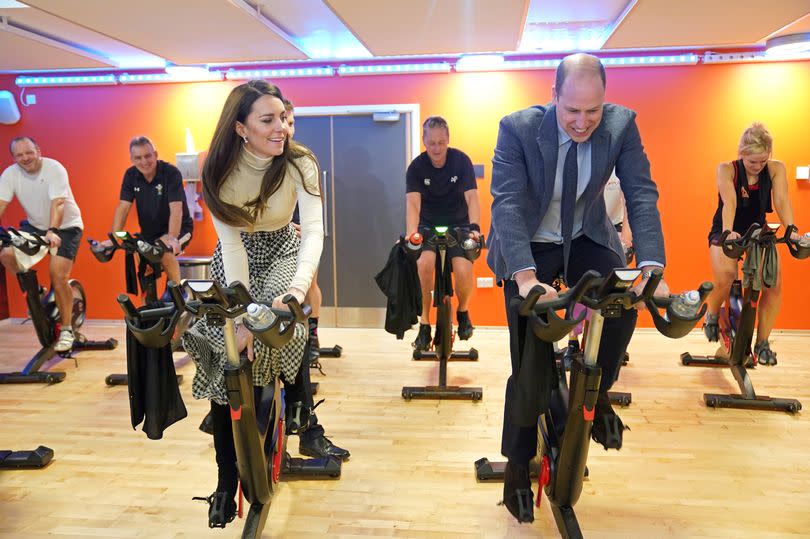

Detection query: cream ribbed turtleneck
xmin=211 ymin=146 xmax=323 ymax=296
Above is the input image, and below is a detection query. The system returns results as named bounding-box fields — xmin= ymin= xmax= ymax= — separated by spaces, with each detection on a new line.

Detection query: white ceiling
xmin=0 ymin=0 xmax=808 ymax=72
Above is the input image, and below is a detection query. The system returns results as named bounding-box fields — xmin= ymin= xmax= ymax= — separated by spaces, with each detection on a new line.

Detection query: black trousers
xmin=501 ymin=236 xmax=637 ymax=463
xmin=211 ymin=340 xmax=324 ymax=493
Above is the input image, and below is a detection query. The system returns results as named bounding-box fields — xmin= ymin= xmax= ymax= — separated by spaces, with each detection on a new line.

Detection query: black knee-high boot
xmin=193 ymin=401 xmax=238 ymax=528
xmin=210 ymin=400 xmax=239 ymax=496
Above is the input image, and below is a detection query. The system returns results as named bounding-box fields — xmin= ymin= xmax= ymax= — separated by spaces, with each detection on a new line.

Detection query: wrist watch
xmin=641 ymin=269 xmax=657 ymax=280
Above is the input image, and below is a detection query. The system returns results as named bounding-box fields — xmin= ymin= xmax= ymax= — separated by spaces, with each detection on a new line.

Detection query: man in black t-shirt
xmin=406 ymin=116 xmax=480 ymax=350
xmin=100 ymin=136 xmax=193 ymax=283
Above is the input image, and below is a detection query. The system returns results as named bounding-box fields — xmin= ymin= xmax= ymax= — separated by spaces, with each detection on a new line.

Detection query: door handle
xmin=322 ymin=169 xmax=329 ymax=237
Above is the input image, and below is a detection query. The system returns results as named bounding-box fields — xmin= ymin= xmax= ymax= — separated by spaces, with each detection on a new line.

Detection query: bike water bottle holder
xmin=117 ymin=294 xmax=182 ymax=348
xmin=785 ymin=225 xmax=810 ymax=260
xmin=645 ymin=282 xmax=712 ymax=339
xmin=244 ymin=296 xmax=310 ymax=350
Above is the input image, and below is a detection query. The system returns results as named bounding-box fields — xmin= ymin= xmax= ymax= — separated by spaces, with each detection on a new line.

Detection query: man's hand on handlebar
xmin=160 ymin=234 xmax=181 ymax=255
xmin=515 ymin=269 xmax=557 ymax=301
xmin=44 ymin=229 xmax=61 ymax=249
xmin=725 ymin=230 xmax=741 ymax=241
xmin=631 ymin=267 xmax=670 ymax=310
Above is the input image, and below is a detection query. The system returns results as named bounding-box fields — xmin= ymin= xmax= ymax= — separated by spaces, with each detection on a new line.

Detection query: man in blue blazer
xmin=487 ymin=53 xmax=670 ymax=523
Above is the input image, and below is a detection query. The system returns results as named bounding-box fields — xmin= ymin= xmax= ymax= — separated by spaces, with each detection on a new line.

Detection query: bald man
xmin=487 ymin=53 xmax=669 ymax=522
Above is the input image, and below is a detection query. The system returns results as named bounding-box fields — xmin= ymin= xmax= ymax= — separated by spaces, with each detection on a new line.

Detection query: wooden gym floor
xmin=1 ymin=319 xmax=808 ymax=538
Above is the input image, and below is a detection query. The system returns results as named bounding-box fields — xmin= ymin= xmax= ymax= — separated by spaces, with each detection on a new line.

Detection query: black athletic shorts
xmin=21 ymin=222 xmax=82 ymax=261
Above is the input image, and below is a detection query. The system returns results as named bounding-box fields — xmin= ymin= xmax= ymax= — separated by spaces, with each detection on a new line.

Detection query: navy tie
xmin=560 ymin=141 xmax=578 ymax=280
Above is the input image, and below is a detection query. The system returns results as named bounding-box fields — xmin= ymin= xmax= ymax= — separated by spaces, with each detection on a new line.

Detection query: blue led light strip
xmin=337 ymin=63 xmax=451 ymax=75
xmin=225 ymin=67 xmax=334 ymax=80
xmin=15 ymin=74 xmax=117 ymax=87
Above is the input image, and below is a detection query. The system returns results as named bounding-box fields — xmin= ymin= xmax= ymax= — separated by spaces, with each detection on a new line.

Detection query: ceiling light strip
xmin=15 ymin=74 xmax=117 ymax=87
xmin=225 ymin=67 xmax=334 ymax=80
xmin=337 ymin=63 xmax=451 ymax=76
xmin=119 ymin=72 xmax=223 ymax=84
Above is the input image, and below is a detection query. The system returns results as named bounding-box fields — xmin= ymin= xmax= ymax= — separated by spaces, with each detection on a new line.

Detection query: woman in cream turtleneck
xmin=183 ymin=80 xmax=348 ymax=527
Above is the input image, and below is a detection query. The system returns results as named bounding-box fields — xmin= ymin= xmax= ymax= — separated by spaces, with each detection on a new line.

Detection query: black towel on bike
xmin=126 ymin=327 xmax=187 ymax=440
xmin=125 ymin=251 xmax=139 ymax=295
xmin=509 ymin=296 xmax=557 ymax=427
xmin=375 ymin=239 xmax=422 ymax=339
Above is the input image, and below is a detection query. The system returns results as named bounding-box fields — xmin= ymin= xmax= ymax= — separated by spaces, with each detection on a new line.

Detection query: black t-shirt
xmin=406 ymin=147 xmax=476 ymax=228
xmin=120 ymin=160 xmax=193 ymax=242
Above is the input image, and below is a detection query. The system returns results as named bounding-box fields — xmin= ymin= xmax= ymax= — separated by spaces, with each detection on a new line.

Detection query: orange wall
xmin=1 ymin=60 xmax=809 ymax=327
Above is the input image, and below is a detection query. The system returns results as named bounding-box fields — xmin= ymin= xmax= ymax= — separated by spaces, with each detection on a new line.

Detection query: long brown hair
xmin=202 ymin=80 xmax=319 ymax=227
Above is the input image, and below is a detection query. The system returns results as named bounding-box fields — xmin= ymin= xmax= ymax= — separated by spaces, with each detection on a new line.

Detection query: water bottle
xmin=244 ymin=303 xmax=276 ymax=331
xmin=406 ymin=233 xmax=423 ymax=251
xmin=669 ymin=290 xmax=701 ymax=320
xmin=800 ymin=232 xmax=810 ymax=248
xmin=461 ymin=236 xmax=478 ymax=251
xmin=136 ymin=240 xmax=160 ymax=262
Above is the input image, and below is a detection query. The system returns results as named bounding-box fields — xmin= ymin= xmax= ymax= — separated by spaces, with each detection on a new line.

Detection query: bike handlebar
xmin=721 ymin=223 xmax=810 ymax=260
xmin=2 ymin=227 xmax=49 ymax=256
xmin=516 ymin=268 xmax=712 ymax=342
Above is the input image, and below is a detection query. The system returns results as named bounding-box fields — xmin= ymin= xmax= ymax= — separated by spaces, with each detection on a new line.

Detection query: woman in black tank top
xmin=702 ymin=123 xmax=799 ymax=365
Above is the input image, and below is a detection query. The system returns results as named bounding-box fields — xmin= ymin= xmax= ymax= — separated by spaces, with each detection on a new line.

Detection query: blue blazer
xmin=487 ymin=104 xmax=666 ymax=281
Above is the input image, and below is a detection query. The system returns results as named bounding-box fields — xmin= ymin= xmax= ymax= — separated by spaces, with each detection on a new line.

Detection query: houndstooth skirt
xmin=183 ymin=224 xmax=307 ymax=405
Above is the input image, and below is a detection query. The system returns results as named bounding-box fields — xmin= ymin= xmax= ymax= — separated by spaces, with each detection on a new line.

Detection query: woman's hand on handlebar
xmin=726 ymin=230 xmax=741 ymax=241
xmin=236 ymin=323 xmax=255 ymax=361
xmin=271 ymin=287 xmax=306 ymax=311
xmin=291 ymin=222 xmax=302 ymax=237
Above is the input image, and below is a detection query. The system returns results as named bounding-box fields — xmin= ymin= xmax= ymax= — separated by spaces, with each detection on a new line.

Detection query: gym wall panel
xmin=0 ymin=59 xmax=808 ymax=327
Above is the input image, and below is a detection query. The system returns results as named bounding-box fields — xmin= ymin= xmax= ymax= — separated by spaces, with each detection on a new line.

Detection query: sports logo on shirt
xmin=156 ymin=184 xmax=163 ymax=196
xmin=450 ymin=176 xmax=458 ymax=183
xmin=134 ymin=187 xmax=140 ymax=192
xmin=424 ymin=178 xmax=431 ymax=186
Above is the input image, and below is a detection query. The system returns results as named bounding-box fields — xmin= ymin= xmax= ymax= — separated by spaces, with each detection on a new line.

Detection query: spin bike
xmin=476 ymin=268 xmax=710 ymax=537
xmin=147 ymin=280 xmax=340 ymax=538
xmin=681 ymin=223 xmax=810 ymax=413
xmin=557 ymin=244 xmax=636 ymax=407
xmin=402 ymin=225 xmax=483 ymax=401
xmin=89 ymin=230 xmax=193 ymax=385
xmin=0 ymin=226 xmax=118 ymax=384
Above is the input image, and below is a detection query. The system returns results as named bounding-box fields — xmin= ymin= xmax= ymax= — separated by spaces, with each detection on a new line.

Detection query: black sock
xmin=210 ymin=401 xmax=238 ymax=497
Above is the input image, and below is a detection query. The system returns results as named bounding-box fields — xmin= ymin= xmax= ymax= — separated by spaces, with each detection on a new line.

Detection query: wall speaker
xmin=0 ymin=91 xmax=21 ymax=124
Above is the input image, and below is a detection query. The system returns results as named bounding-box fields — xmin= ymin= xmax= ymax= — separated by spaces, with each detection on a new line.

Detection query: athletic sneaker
xmin=54 ymin=328 xmax=75 ymax=353
xmin=457 ymin=310 xmax=474 ymax=340
xmin=754 ymin=340 xmax=777 ymax=366
xmin=703 ymin=313 xmax=719 ymax=342
xmin=413 ymin=323 xmax=432 ymax=351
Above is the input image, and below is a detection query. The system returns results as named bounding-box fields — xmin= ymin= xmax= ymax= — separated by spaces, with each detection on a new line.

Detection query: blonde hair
xmin=738 ymin=122 xmax=772 ymax=156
